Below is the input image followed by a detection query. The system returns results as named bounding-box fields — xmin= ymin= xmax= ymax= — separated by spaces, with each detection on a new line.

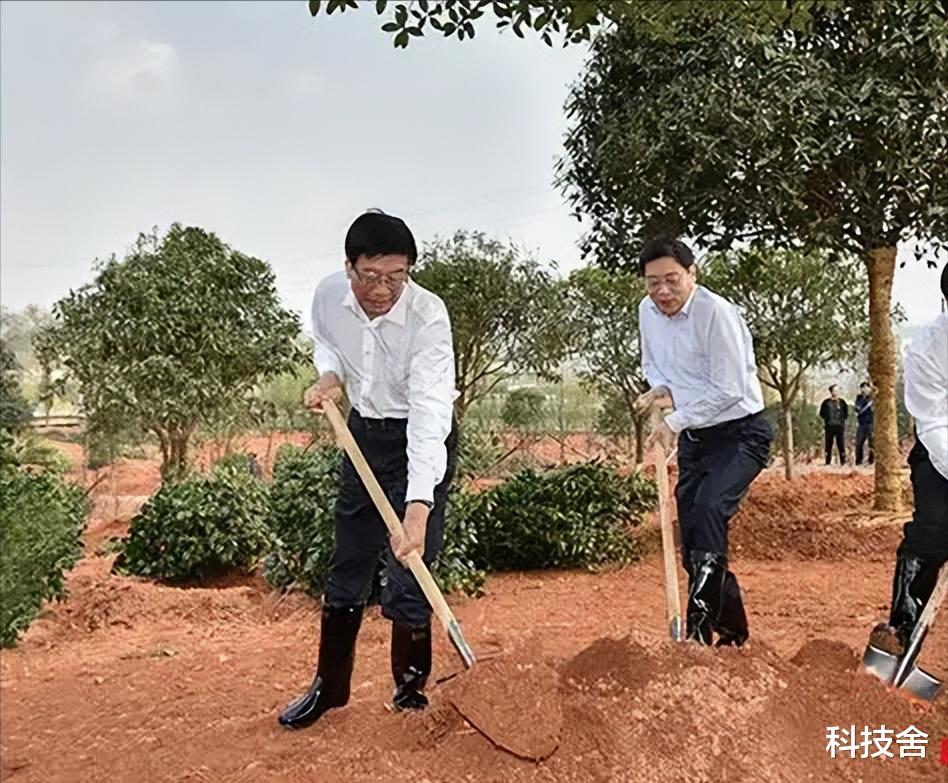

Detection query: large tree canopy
xmin=557 ymin=1 xmax=948 ymax=508
xmin=308 ymin=0 xmax=832 ymax=48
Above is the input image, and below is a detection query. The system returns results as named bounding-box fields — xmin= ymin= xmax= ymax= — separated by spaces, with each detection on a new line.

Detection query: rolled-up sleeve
xmin=405 ymin=307 xmax=456 ymax=503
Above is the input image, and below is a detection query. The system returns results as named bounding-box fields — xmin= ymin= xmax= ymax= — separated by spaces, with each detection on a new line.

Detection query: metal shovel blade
xmin=899 ymin=666 xmax=942 ymax=702
xmin=862 ymin=643 xmax=900 ymax=685
xmin=862 ymin=643 xmax=943 ymax=702
xmin=447 ymin=619 xmax=476 ymax=669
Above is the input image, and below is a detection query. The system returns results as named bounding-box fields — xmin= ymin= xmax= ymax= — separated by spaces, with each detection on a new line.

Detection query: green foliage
xmin=263 ymin=444 xmax=339 ymax=595
xmin=436 ymin=488 xmax=487 ymax=595
xmin=455 ymin=425 xmax=505 ymax=478
xmin=413 ymin=231 xmax=571 ymax=418
xmin=0 ymin=338 xmax=33 ymax=433
xmin=37 ymin=224 xmax=304 ymax=483
xmin=0 ymin=454 xmax=88 ymax=646
xmin=5 ymin=434 xmax=73 ymax=475
xmin=113 ymin=463 xmax=271 ymax=582
xmin=595 ymin=389 xmax=633 ymax=439
xmin=762 ymin=400 xmax=825 ymax=458
xmin=310 ymin=0 xmax=829 ymax=48
xmin=462 ymin=461 xmax=655 ymax=571
xmin=559 ymin=3 xmax=948 ymax=264
xmin=501 ymin=387 xmax=546 ymax=430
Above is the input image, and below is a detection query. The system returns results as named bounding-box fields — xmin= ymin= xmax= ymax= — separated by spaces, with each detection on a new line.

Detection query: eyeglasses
xmin=348 ymin=266 xmax=409 ymax=290
xmin=644 ymin=270 xmax=689 ymax=292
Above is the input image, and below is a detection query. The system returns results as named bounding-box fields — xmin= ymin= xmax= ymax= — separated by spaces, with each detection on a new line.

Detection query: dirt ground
xmin=2 ymin=444 xmax=947 ymax=782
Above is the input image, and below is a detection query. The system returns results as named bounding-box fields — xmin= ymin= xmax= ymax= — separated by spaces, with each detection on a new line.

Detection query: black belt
xmin=683 ymin=411 xmax=761 ymax=440
xmin=349 ymin=408 xmax=407 ymax=430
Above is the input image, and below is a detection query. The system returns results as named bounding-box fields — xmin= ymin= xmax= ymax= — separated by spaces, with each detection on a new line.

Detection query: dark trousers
xmin=897 ymin=440 xmax=948 ymax=564
xmin=824 ymin=425 xmax=846 ymax=465
xmin=324 ymin=410 xmax=459 ymax=627
xmin=855 ymin=422 xmax=874 ymax=465
xmin=676 ymin=412 xmax=774 ymax=558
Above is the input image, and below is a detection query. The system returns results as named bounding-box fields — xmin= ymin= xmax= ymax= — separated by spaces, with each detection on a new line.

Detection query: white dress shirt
xmin=639 ymin=285 xmax=764 ymax=433
xmin=311 ymin=271 xmax=458 ymax=503
xmin=903 ymin=312 xmax=948 ymax=481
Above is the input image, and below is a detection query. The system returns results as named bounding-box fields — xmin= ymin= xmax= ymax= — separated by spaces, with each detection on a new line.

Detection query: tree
xmin=0 ymin=305 xmax=52 ymax=373
xmin=0 ymin=339 xmax=32 ymax=433
xmin=700 ymin=249 xmax=870 ymax=479
xmin=412 ymin=231 xmax=570 ymax=419
xmin=37 ymin=224 xmax=304 ymax=482
xmin=501 ymin=387 xmax=546 ymax=431
xmin=567 ymin=266 xmax=650 ymax=463
xmin=557 ymin=2 xmax=948 ymax=509
xmin=307 ymin=0 xmax=830 ymax=48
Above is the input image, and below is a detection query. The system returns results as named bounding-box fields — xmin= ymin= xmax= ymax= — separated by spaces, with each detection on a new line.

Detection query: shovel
xmin=321 ymin=399 xmax=476 ymax=669
xmin=862 ymin=565 xmax=947 ymax=702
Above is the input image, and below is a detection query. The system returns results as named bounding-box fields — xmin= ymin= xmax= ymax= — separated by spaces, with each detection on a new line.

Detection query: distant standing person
xmin=819 ymin=385 xmax=849 ymax=465
xmin=854 ymin=381 xmax=874 ymax=466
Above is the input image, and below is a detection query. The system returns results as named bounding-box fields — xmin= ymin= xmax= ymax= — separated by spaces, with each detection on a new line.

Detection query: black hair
xmin=828 ymin=384 xmax=838 ymax=393
xmin=638 ymin=237 xmax=695 ymax=275
xmin=941 ymin=262 xmax=947 ymax=301
xmin=345 ymin=210 xmax=417 ymax=265
xmin=860 ymin=381 xmax=870 ymax=390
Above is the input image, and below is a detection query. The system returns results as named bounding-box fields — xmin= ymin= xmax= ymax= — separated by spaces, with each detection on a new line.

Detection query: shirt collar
xmin=341 ymin=277 xmax=411 ymax=326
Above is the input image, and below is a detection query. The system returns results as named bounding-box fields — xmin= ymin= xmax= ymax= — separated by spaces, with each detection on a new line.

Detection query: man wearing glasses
xmin=280 ymin=210 xmax=458 ymax=729
xmin=634 ymin=238 xmax=773 ymax=647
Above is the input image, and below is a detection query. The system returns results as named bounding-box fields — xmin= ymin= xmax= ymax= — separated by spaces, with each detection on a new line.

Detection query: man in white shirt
xmin=279 ymin=211 xmax=458 ymax=729
xmin=868 ymin=263 xmax=948 ymax=656
xmin=635 ymin=238 xmax=773 ymax=647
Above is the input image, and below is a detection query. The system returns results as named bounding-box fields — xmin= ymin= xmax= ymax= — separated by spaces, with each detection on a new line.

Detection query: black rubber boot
xmin=685 ymin=550 xmax=727 ymax=646
xmin=869 ymin=556 xmax=940 ymax=656
xmin=391 ymin=621 xmax=432 ymax=711
xmin=714 ymin=570 xmax=750 ymax=647
xmin=278 ymin=604 xmax=363 ymax=729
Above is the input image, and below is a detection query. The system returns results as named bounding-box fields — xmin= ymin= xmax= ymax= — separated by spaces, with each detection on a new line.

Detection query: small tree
xmin=0 ymin=339 xmax=32 ymax=433
xmin=567 ymin=266 xmax=650 ymax=463
xmin=501 ymin=387 xmax=546 ymax=431
xmin=37 ymin=224 xmax=303 ymax=482
xmin=701 ymin=249 xmax=869 ymax=478
xmin=413 ymin=231 xmax=570 ymax=418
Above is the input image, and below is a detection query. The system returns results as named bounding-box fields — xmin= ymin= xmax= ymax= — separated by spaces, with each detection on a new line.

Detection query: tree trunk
xmin=865 ymin=247 xmax=901 ymax=511
xmin=782 ymin=398 xmax=794 ymax=481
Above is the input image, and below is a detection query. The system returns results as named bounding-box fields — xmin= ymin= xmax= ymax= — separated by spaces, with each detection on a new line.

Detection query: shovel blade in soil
xmin=862 ymin=644 xmax=943 ymax=702
xmin=447 ymin=619 xmax=476 ymax=669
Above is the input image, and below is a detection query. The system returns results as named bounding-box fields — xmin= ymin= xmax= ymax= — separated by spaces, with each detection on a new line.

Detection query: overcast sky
xmin=1 ymin=0 xmax=944 ymax=330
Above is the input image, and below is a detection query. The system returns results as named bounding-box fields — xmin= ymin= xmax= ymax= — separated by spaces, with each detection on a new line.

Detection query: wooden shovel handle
xmin=651 ymin=409 xmax=682 ymax=641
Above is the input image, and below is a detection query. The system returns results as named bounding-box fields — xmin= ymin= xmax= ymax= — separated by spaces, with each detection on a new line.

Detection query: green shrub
xmin=263 ymin=444 xmax=339 ymax=595
xmin=463 ymin=461 xmax=655 ymax=572
xmin=437 ymin=488 xmax=487 ymax=595
xmin=113 ymin=464 xmax=270 ymax=581
xmin=0 ymin=447 xmax=89 ymax=646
